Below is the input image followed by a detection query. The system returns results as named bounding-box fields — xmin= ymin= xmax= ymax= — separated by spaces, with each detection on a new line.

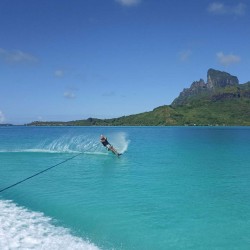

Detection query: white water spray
xmin=107 ymin=132 xmax=130 ymax=154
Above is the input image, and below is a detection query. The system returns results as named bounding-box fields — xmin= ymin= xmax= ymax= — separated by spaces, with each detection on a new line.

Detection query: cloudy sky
xmin=0 ymin=0 xmax=249 ymax=124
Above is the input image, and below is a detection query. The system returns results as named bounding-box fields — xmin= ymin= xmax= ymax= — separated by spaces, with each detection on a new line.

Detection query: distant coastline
xmin=0 ymin=124 xmax=13 ymax=127
xmin=27 ymin=69 xmax=250 ymax=127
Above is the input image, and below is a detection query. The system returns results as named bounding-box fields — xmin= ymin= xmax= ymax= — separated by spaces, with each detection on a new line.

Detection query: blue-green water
xmin=1 ymin=126 xmax=250 ymax=249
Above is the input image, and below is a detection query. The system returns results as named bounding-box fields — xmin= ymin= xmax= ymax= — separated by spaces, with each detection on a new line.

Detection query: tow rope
xmin=0 ymin=152 xmax=83 ymax=193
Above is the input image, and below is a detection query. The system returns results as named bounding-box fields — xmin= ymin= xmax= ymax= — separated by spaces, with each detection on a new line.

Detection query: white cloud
xmin=64 ymin=91 xmax=76 ymax=99
xmin=0 ymin=110 xmax=6 ymax=123
xmin=116 ymin=0 xmax=141 ymax=7
xmin=102 ymin=91 xmax=116 ymax=97
xmin=233 ymin=3 xmax=247 ymax=16
xmin=54 ymin=69 xmax=64 ymax=77
xmin=179 ymin=50 xmax=192 ymax=62
xmin=0 ymin=48 xmax=38 ymax=64
xmin=216 ymin=52 xmax=241 ymax=66
xmin=208 ymin=2 xmax=246 ymax=16
xmin=208 ymin=2 xmax=225 ymax=14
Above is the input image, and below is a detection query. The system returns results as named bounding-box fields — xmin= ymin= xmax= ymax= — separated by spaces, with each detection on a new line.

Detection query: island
xmin=28 ymin=69 xmax=250 ymax=126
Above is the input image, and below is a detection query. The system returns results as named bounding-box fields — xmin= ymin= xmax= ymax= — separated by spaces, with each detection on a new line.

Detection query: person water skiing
xmin=100 ymin=135 xmax=121 ymax=156
xmin=100 ymin=135 xmax=110 ymax=148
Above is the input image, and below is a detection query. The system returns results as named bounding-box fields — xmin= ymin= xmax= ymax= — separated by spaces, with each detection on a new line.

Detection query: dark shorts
xmin=102 ymin=141 xmax=109 ymax=147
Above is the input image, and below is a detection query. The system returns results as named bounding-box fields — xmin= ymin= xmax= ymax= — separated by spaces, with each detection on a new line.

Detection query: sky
xmin=0 ymin=0 xmax=250 ymax=124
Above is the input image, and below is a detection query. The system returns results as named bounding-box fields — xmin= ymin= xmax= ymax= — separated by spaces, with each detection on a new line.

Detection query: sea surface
xmin=0 ymin=126 xmax=250 ymax=250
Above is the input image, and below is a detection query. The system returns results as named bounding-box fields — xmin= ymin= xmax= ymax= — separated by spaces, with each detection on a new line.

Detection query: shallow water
xmin=1 ymin=126 xmax=250 ymax=249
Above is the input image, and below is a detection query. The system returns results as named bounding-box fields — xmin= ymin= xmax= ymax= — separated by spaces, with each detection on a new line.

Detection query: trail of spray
xmin=37 ymin=135 xmax=98 ymax=153
xmin=0 ymin=132 xmax=130 ymax=155
xmin=32 ymin=132 xmax=130 ymax=154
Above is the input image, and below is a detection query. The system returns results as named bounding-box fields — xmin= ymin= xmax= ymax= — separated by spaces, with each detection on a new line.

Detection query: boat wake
xmin=0 ymin=199 xmax=100 ymax=250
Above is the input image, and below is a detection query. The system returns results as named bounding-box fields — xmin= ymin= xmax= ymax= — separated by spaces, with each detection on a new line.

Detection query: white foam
xmin=84 ymin=152 xmax=109 ymax=156
xmin=0 ymin=149 xmax=79 ymax=154
xmin=0 ymin=199 xmax=100 ymax=250
xmin=23 ymin=149 xmax=80 ymax=154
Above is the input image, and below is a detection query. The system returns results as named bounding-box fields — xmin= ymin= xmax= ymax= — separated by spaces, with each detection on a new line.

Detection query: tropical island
xmin=28 ymin=69 xmax=250 ymax=126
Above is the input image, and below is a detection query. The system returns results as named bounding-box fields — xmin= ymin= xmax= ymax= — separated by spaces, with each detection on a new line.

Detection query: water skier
xmin=100 ymin=135 xmax=121 ymax=156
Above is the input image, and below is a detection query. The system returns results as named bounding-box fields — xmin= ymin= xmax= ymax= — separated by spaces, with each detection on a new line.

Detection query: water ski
xmin=108 ymin=146 xmax=122 ymax=157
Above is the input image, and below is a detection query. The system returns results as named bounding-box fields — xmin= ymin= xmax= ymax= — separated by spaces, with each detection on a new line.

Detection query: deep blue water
xmin=1 ymin=126 xmax=250 ymax=249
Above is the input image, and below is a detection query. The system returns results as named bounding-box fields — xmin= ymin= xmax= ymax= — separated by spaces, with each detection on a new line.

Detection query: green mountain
xmin=29 ymin=69 xmax=250 ymax=126
xmin=169 ymin=69 xmax=250 ymax=125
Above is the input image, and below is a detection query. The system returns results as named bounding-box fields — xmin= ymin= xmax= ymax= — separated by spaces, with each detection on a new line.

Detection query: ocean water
xmin=1 ymin=126 xmax=250 ymax=250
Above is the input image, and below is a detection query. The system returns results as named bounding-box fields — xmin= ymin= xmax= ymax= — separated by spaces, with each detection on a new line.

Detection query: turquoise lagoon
xmin=0 ymin=126 xmax=250 ymax=249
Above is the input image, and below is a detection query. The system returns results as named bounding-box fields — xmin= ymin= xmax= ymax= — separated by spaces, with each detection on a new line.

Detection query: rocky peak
xmin=179 ymin=79 xmax=206 ymax=98
xmin=171 ymin=69 xmax=240 ymax=107
xmin=190 ymin=79 xmax=206 ymax=89
xmin=207 ymin=68 xmax=239 ymax=89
